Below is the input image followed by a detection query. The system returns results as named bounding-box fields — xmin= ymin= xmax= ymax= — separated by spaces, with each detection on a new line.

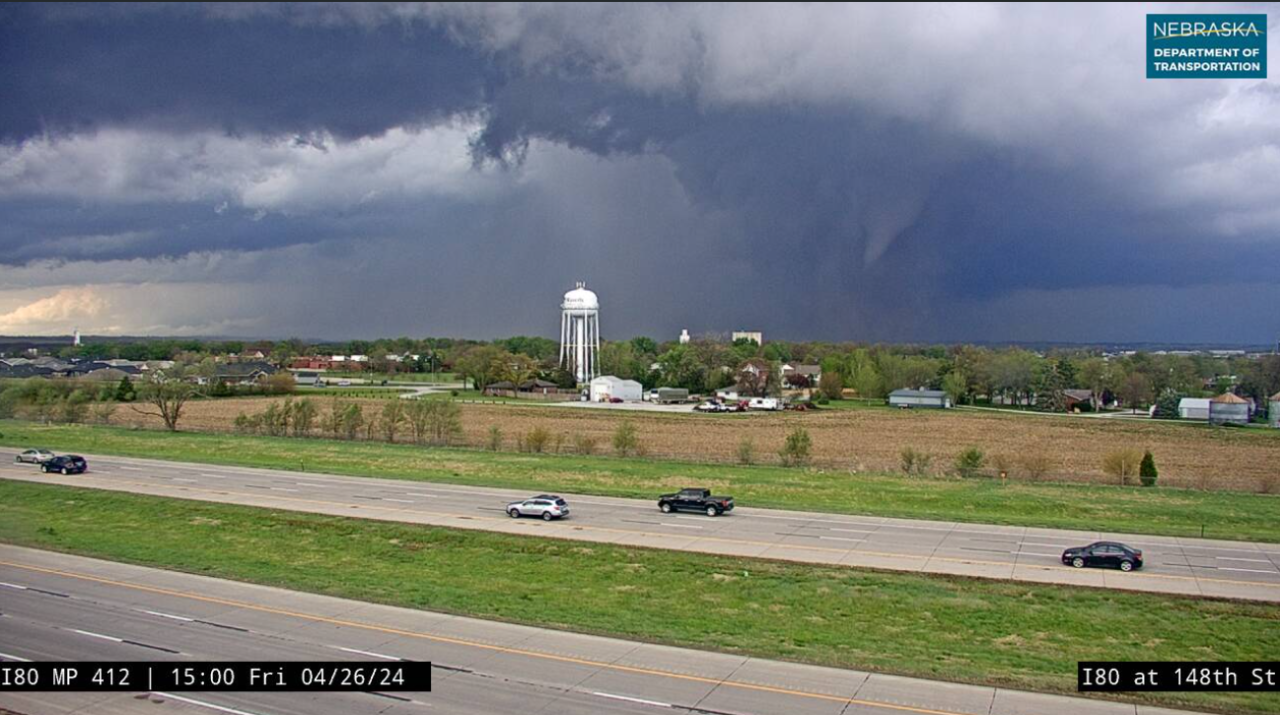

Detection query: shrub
xmin=1102 ymin=449 xmax=1143 ymax=486
xmin=525 ymin=426 xmax=552 ymax=454
xmin=380 ymin=400 xmax=405 ymax=443
xmin=1018 ymin=452 xmax=1054 ymax=481
xmin=778 ymin=427 xmax=812 ymax=467
xmin=612 ymin=421 xmax=640 ymax=456
xmin=737 ymin=436 xmax=756 ymax=465
xmin=989 ymin=453 xmax=1013 ymax=478
xmin=486 ymin=425 xmax=503 ymax=451
xmin=954 ymin=447 xmax=985 ymax=478
xmin=291 ymin=398 xmax=316 ymax=437
xmin=1139 ymin=450 xmax=1158 ymax=487
xmin=90 ymin=399 xmax=118 ymax=425
xmin=573 ymin=433 xmax=599 ymax=455
xmin=900 ymin=447 xmax=933 ymax=477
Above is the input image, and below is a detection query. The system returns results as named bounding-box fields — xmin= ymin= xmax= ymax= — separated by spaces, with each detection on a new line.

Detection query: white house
xmin=589 ymin=375 xmax=643 ymax=402
xmin=1177 ymin=397 xmax=1211 ymax=421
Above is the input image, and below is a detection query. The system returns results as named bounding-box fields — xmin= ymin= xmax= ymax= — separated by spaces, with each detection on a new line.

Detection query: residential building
xmin=888 ymin=389 xmax=952 ymax=409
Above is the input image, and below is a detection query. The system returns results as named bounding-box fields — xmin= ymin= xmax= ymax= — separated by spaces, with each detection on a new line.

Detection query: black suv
xmin=41 ymin=455 xmax=88 ymax=475
xmin=1062 ymin=541 xmax=1143 ymax=572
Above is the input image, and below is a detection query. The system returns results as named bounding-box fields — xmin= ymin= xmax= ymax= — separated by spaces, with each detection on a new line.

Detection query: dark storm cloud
xmin=1 ymin=3 xmax=1277 ymax=342
xmin=0 ymin=3 xmax=488 ymax=141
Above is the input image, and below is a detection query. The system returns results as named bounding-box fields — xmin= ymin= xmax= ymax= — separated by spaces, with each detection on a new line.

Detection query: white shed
xmin=1178 ymin=397 xmax=1211 ymax=421
xmin=589 ymin=375 xmax=643 ymax=402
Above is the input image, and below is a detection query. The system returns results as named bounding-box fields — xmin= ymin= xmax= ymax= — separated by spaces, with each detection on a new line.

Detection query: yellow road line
xmin=0 ymin=559 xmax=985 ymax=715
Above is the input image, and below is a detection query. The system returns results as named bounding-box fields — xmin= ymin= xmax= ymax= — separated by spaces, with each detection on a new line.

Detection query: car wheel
xmin=62 ymin=468 xmax=69 ymax=475
xmin=1072 ymin=557 xmax=1085 ymax=568
xmin=660 ymin=503 xmax=673 ymax=514
xmin=1119 ymin=560 xmax=1133 ymax=572
xmin=542 ymin=511 xmax=554 ymax=521
xmin=41 ymin=466 xmax=48 ymax=473
xmin=508 ymin=509 xmax=521 ymax=518
xmin=705 ymin=506 xmax=719 ymax=517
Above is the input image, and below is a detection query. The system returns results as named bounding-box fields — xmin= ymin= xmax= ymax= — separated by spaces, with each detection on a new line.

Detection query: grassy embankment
xmin=0 ymin=481 xmax=1275 ymax=715
xmin=2 ymin=420 xmax=1277 ymax=542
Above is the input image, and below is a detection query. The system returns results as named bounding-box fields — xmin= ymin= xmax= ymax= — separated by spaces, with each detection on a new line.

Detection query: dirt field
xmin=106 ymin=397 xmax=1280 ymax=492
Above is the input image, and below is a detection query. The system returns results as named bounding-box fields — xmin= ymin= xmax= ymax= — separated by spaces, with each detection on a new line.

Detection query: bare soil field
xmin=108 ymin=397 xmax=1280 ymax=492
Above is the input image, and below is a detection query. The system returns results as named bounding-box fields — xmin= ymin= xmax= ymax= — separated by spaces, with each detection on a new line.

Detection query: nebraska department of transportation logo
xmin=1147 ymin=14 xmax=1267 ymax=78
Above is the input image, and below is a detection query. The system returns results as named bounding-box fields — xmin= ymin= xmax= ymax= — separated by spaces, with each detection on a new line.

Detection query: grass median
xmin=1 ymin=480 xmax=1276 ymax=714
xmin=2 ymin=419 xmax=1278 ymax=542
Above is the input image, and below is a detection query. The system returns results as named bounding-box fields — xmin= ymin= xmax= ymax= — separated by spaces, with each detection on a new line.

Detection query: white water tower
xmin=559 ymin=282 xmax=600 ymax=384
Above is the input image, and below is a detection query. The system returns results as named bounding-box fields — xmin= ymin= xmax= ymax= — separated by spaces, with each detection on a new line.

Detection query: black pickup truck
xmin=657 ymin=488 xmax=735 ymax=516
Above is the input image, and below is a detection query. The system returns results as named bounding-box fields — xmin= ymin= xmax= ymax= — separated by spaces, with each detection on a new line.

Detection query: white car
xmin=14 ymin=449 xmax=55 ymax=464
xmin=507 ymin=495 xmax=570 ymax=521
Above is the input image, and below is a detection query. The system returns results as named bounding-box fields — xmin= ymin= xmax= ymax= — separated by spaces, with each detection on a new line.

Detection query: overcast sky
xmin=1 ymin=3 xmax=1278 ymax=344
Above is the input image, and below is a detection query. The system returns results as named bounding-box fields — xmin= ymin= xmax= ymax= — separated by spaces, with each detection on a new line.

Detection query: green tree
xmin=953 ymin=447 xmax=985 ymax=478
xmin=1139 ymin=451 xmax=1158 ymax=487
xmin=114 ymin=375 xmax=136 ymax=402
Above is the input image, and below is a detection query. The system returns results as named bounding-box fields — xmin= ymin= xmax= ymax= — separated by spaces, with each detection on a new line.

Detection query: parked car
xmin=41 ymin=455 xmax=88 ymax=475
xmin=658 ymin=488 xmax=734 ymax=516
xmin=695 ymin=401 xmax=730 ymax=413
xmin=1062 ymin=542 xmax=1144 ymax=572
xmin=14 ymin=449 xmax=55 ymax=464
xmin=507 ymin=495 xmax=569 ymax=521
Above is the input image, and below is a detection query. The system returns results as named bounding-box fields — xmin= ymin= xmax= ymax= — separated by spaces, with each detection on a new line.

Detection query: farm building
xmin=589 ymin=375 xmax=643 ymax=402
xmin=1270 ymin=392 xmax=1280 ymax=428
xmin=1178 ymin=397 xmax=1211 ymax=421
xmin=888 ymin=389 xmax=952 ymax=409
xmin=1208 ymin=393 xmax=1250 ymax=425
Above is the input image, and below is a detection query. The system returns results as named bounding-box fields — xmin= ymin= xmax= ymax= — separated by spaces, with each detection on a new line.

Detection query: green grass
xmin=321 ymin=371 xmax=457 ymax=384
xmin=294 ymin=387 xmax=410 ymax=398
xmin=2 ymin=419 xmax=1278 ymax=542
xmin=0 ymin=481 xmax=1274 ymax=715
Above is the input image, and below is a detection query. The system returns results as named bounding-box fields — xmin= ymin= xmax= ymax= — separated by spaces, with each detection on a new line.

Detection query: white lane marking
xmin=337 ymin=646 xmax=401 ymax=661
xmin=1018 ymin=542 xmax=1064 ymax=549
xmin=820 ymin=536 xmax=864 ymax=543
xmin=829 ymin=527 xmax=875 ymax=534
xmin=71 ymin=628 xmax=124 ymax=643
xmin=269 ymin=487 xmax=298 ymax=493
xmin=382 ymin=498 xmax=415 ymax=504
xmin=0 ymin=651 xmax=32 ymax=661
xmin=294 ymin=482 xmax=326 ymax=488
xmin=592 ymin=692 xmax=672 ymax=708
xmin=153 ymin=692 xmax=267 ymax=715
xmin=200 ymin=474 xmax=227 ymax=479
xmin=1218 ymin=567 xmax=1278 ymax=574
xmin=1217 ymin=557 xmax=1272 ymax=563
xmin=1013 ymin=552 xmax=1061 ymax=557
xmin=0 ymin=581 xmax=29 ymax=590
xmin=172 ymin=478 xmax=198 ymax=483
xmin=405 ymin=492 xmax=438 ymax=498
xmin=119 ymin=466 xmax=146 ymax=471
xmin=659 ymin=523 xmax=704 ymax=529
xmin=142 ymin=610 xmax=194 ymax=622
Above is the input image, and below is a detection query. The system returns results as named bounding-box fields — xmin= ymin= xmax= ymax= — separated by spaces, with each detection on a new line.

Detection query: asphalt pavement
xmin=2 ymin=452 xmax=1278 ymax=602
xmin=0 ymin=545 xmax=1209 ymax=715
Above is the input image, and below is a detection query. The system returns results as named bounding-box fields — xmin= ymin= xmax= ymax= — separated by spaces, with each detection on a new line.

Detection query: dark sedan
xmin=41 ymin=455 xmax=88 ymax=475
xmin=1062 ymin=541 xmax=1143 ymax=572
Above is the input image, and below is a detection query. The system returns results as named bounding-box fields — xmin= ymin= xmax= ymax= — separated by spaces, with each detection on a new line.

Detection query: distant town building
xmin=1178 ymin=397 xmax=1211 ymax=421
xmin=589 ymin=375 xmax=642 ymax=402
xmin=888 ymin=389 xmax=952 ymax=409
xmin=732 ymin=331 xmax=763 ymax=345
xmin=1208 ymin=393 xmax=1250 ymax=425
xmin=679 ymin=329 xmax=690 ymax=345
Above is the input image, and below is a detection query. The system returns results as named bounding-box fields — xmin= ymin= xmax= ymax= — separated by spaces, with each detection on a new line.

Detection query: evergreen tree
xmin=1139 ymin=450 xmax=1158 ymax=487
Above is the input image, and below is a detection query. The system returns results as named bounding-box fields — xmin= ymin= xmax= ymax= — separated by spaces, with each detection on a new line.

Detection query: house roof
xmin=1063 ymin=389 xmax=1093 ymax=401
xmin=1210 ymin=392 xmax=1249 ymax=404
xmin=1178 ymin=398 xmax=1211 ymax=409
xmin=1272 ymin=392 xmax=1280 ymax=402
xmin=519 ymin=379 xmax=557 ymax=389
xmin=486 ymin=381 xmax=516 ymax=389
xmin=793 ymin=364 xmax=822 ymax=375
xmin=214 ymin=361 xmax=277 ymax=378
xmin=889 ymin=389 xmax=948 ymax=398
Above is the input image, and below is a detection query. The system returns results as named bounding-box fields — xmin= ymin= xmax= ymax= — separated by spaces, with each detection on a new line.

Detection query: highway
xmin=3 ymin=452 xmax=1279 ymax=602
xmin=0 ymin=545 xmax=1207 ymax=715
